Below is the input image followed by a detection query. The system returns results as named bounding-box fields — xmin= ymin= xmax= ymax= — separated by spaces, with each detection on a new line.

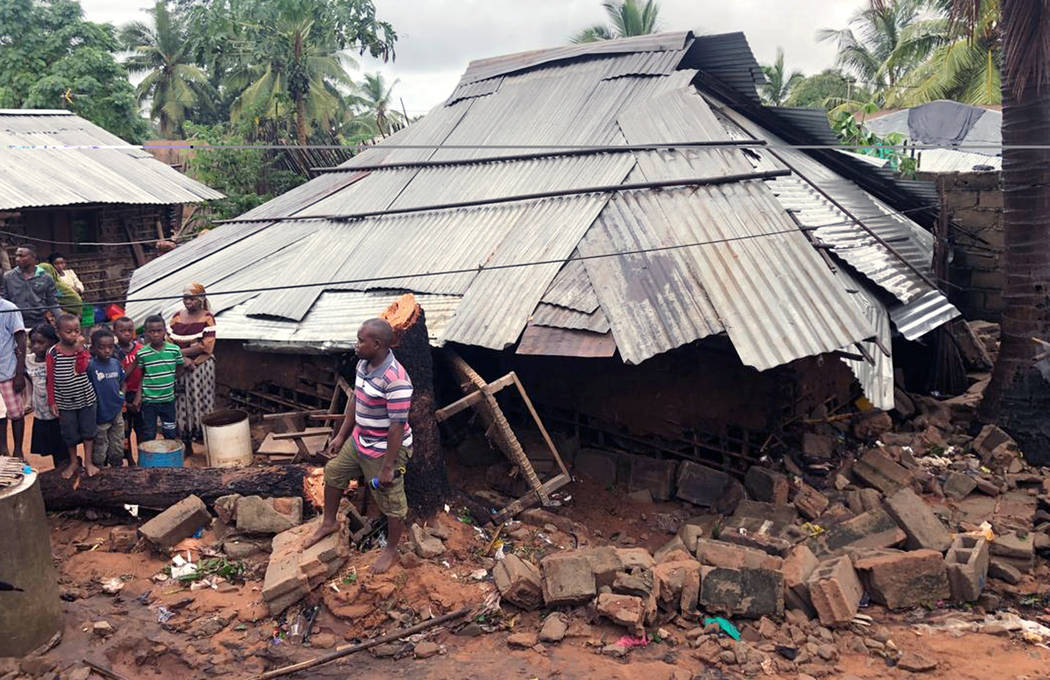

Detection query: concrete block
xmin=574 ymin=449 xmax=619 ymax=486
xmin=807 ymin=557 xmax=862 ymax=626
xmin=988 ymin=558 xmax=1021 ymax=584
xmin=782 ymin=544 xmax=819 ymax=598
xmin=612 ymin=568 xmax=653 ymax=599
xmin=615 ymin=547 xmax=655 ymax=572
xmin=676 ymin=461 xmax=733 ymax=508
xmin=681 ymin=565 xmax=700 ymax=616
xmin=719 ymin=516 xmax=795 ymax=556
xmin=853 ymin=549 xmax=950 ymax=609
xmin=853 ymin=411 xmax=893 ymax=440
xmin=653 ymin=559 xmax=702 ymax=612
xmin=853 ymin=449 xmax=913 ymax=495
xmin=541 ymin=552 xmax=596 ymax=606
xmin=695 ymin=539 xmax=783 ymax=571
xmin=945 ymin=535 xmax=989 ymax=602
xmin=235 ymin=495 xmax=300 ymax=534
xmin=808 ymin=507 xmax=906 ymax=557
xmin=744 ymin=467 xmax=789 ymax=504
xmin=734 ymin=499 xmax=797 ymax=525
xmin=883 ymin=488 xmax=952 ymax=552
xmin=972 ymin=425 xmax=1016 ymax=462
xmin=493 ymin=554 xmax=543 ymax=610
xmin=700 ymin=566 xmax=783 ymax=619
xmin=596 ymin=593 xmax=645 ymax=635
xmin=139 ymin=495 xmax=211 ymax=549
xmin=625 ymin=454 xmax=678 ymax=501
xmin=262 ymin=552 xmax=307 ymax=601
xmin=408 ymin=523 xmax=445 ymax=558
xmin=654 ymin=536 xmax=688 ymax=563
xmin=108 ymin=526 xmax=138 ymax=552
xmin=944 ymin=472 xmax=977 ymax=500
xmin=793 ymin=482 xmax=829 ymax=520
xmin=581 ymin=546 xmax=623 ymax=588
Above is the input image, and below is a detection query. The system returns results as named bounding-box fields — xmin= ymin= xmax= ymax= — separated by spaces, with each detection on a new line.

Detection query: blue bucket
xmin=139 ymin=439 xmax=184 ymax=468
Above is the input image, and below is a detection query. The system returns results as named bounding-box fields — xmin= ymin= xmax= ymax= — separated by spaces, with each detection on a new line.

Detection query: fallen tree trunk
xmin=39 ymin=464 xmax=314 ymax=512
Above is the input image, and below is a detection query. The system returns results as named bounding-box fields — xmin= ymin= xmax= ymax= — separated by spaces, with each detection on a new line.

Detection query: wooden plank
xmin=435 ymin=390 xmax=483 ymax=422
xmin=262 ymin=409 xmax=328 ymax=421
xmin=480 ymin=373 xmax=516 ymax=395
xmin=492 ymin=473 xmax=571 ymax=524
xmin=509 ymin=372 xmax=570 ymax=478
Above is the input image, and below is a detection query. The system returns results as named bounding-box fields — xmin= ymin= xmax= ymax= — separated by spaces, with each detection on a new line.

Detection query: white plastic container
xmin=202 ymin=409 xmax=253 ymax=467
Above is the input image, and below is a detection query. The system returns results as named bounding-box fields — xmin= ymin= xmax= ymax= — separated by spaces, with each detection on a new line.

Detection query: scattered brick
xmin=807 ymin=557 xmax=863 ymax=626
xmin=852 ymin=549 xmax=950 ymax=610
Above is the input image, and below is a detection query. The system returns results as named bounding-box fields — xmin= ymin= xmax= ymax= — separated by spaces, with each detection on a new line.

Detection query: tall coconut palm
xmin=818 ymin=0 xmax=938 ymax=103
xmin=230 ymin=10 xmax=356 ymax=145
xmin=759 ymin=48 xmax=805 ymax=106
xmin=570 ymin=0 xmax=660 ymax=44
xmin=889 ymin=0 xmax=1001 ymax=105
xmin=120 ymin=2 xmax=212 ymax=138
xmin=968 ymin=0 xmax=1050 ymax=464
xmin=352 ymin=72 xmax=403 ymax=137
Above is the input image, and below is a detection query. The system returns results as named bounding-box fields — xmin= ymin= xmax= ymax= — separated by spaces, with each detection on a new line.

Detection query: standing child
xmin=133 ymin=315 xmax=184 ymax=444
xmin=46 ymin=313 xmax=97 ymax=477
xmin=113 ymin=317 xmax=142 ymax=465
xmin=87 ymin=328 xmax=125 ymax=468
xmin=25 ymin=324 xmax=67 ymax=469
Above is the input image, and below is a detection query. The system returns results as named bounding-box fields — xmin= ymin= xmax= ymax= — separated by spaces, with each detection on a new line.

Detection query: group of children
xmin=27 ymin=313 xmax=185 ymax=478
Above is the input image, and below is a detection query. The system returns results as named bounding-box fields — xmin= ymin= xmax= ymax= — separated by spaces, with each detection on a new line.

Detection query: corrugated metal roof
xmin=889 ymin=289 xmax=961 ymax=341
xmin=837 ymin=270 xmax=895 ymax=410
xmin=532 ymin=302 xmax=611 ymax=333
xmin=446 ymin=76 xmax=504 ymax=105
xmin=684 ymin=32 xmax=765 ymax=104
xmin=517 ymin=324 xmax=617 ymax=358
xmin=540 ymin=257 xmax=600 ymax=313
xmin=0 ymin=110 xmax=222 ymax=210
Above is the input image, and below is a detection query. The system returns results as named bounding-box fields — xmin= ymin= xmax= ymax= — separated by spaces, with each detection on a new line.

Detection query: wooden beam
xmin=492 ymin=473 xmax=571 ymax=524
xmin=435 ymin=390 xmax=483 ymax=422
xmin=509 ymin=372 xmax=569 ymax=478
xmin=262 ymin=409 xmax=328 ymax=421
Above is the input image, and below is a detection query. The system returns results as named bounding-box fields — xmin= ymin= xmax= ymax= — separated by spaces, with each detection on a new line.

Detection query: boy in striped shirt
xmin=307 ymin=318 xmax=413 ymax=574
xmin=47 ymin=314 xmax=97 ymax=477
xmin=129 ymin=315 xmax=186 ymax=443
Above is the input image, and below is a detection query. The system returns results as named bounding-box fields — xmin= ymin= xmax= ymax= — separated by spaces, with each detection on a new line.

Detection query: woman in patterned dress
xmin=169 ymin=283 xmax=216 ymax=452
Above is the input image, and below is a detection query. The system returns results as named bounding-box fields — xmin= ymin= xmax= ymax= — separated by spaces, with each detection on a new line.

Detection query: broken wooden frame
xmin=438 ymin=349 xmax=570 ymax=523
xmin=261 ymin=376 xmax=353 ymax=463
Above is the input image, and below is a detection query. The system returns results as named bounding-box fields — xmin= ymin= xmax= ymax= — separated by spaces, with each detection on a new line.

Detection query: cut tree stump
xmin=381 ymin=294 xmax=447 ymax=520
xmin=38 ymin=464 xmax=314 ymax=511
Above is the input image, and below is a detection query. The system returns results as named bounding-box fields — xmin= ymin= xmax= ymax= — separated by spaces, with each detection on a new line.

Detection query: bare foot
xmin=60 ymin=459 xmax=80 ymax=479
xmin=303 ymin=521 xmax=338 ymax=549
xmin=371 ymin=547 xmax=397 ymax=574
xmin=84 ymin=461 xmax=100 ymax=477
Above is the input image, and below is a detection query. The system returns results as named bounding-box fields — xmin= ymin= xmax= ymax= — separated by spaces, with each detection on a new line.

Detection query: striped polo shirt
xmin=137 ymin=342 xmax=182 ymax=403
xmin=46 ymin=346 xmax=96 ymax=410
xmin=352 ymin=350 xmax=413 ymax=458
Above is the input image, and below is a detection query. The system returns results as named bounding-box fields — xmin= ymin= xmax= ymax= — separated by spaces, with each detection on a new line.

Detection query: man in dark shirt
xmin=2 ymin=244 xmax=60 ymax=327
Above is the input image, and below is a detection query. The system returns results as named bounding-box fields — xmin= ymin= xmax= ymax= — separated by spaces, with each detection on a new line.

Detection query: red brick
xmin=695 ymin=539 xmax=783 ymax=571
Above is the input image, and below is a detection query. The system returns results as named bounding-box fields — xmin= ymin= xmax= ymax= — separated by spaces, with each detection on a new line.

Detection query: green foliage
xmin=0 ymin=0 xmax=148 ymax=141
xmin=830 ymin=109 xmax=917 ymax=178
xmin=571 ymin=0 xmax=660 ymax=43
xmin=183 ymin=121 xmax=305 ymax=221
xmin=759 ymin=47 xmax=805 ymax=107
xmin=786 ymin=70 xmax=871 ymax=110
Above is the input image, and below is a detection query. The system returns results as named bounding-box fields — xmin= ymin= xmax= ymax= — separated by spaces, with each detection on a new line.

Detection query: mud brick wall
xmin=929 ymin=171 xmax=1004 ymax=321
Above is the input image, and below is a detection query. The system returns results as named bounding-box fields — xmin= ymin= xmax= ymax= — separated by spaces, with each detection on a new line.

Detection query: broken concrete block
xmin=652 ymin=559 xmax=702 ymax=611
xmin=625 ymin=454 xmax=678 ymax=501
xmin=108 ymin=526 xmax=138 ymax=552
xmin=681 ymin=566 xmax=701 ymax=616
xmin=676 ymin=461 xmax=733 ymax=508
xmin=807 ymin=557 xmax=862 ymax=626
xmin=538 ymin=613 xmax=568 ymax=643
xmin=223 ymin=537 xmax=270 ymax=559
xmin=596 ymin=593 xmax=645 ymax=635
xmin=943 ymin=472 xmax=977 ymax=500
xmin=802 ymin=433 xmax=836 ymax=459
xmin=852 ymin=449 xmax=913 ymax=495
xmin=262 ymin=550 xmax=308 ymax=602
xmin=408 ymin=523 xmax=445 ymax=559
xmin=859 ymin=488 xmax=882 ymax=512
xmin=213 ymin=493 xmax=240 ymax=524
xmin=782 ymin=544 xmax=819 ymax=598
xmin=719 ymin=518 xmax=794 ymax=556
xmin=808 ymin=507 xmax=906 ymax=557
xmin=744 ymin=467 xmax=789 ymax=504
xmin=793 ymin=482 xmax=830 ymax=520
xmin=883 ymin=487 xmax=952 ymax=552
xmin=581 ymin=546 xmax=623 ymax=588
xmin=574 ymin=448 xmax=619 ymax=487
xmin=853 ymin=549 xmax=950 ymax=609
xmin=615 ymin=547 xmax=655 ymax=572
xmin=235 ymin=495 xmax=301 ymax=534
xmin=264 ymin=521 xmax=349 ymax=614
xmin=612 ymin=568 xmax=653 ymax=599
xmin=700 ymin=566 xmax=783 ymax=619
xmin=541 ymin=552 xmax=596 ymax=606
xmin=853 ymin=410 xmax=893 ymax=440
xmin=734 ymin=499 xmax=797 ymax=525
xmin=990 ymin=531 xmax=1035 ymax=561
xmin=945 ymin=535 xmax=989 ymax=602
xmin=139 ymin=495 xmax=211 ymax=549
xmin=988 ymin=558 xmax=1021 ymax=584
xmin=695 ymin=539 xmax=783 ymax=571
xmin=654 ymin=536 xmax=688 ymax=563
xmin=493 ymin=554 xmax=543 ymax=610
xmin=972 ymin=425 xmax=1016 ymax=462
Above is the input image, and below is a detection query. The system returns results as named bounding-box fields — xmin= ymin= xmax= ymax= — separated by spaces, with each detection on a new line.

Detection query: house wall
xmin=926 ymin=171 xmax=1004 ymax=321
xmin=0 ymin=203 xmax=177 ymax=303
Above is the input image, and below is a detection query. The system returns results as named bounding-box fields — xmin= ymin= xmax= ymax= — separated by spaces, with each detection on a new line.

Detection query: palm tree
xmin=230 ymin=10 xmax=356 ymax=145
xmin=759 ymin=48 xmax=805 ymax=106
xmin=352 ymin=72 xmax=404 ymax=137
xmin=889 ymin=0 xmax=1001 ymax=105
xmin=571 ymin=0 xmax=660 ymax=44
xmin=818 ymin=0 xmax=938 ymax=104
xmin=121 ymin=2 xmax=212 ymax=138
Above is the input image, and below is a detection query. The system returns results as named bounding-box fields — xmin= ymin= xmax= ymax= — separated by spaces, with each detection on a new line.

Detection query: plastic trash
xmin=155 ymin=606 xmax=174 ymax=623
xmin=616 ymin=635 xmax=648 ymax=648
xmin=704 ymin=617 xmax=741 ymax=641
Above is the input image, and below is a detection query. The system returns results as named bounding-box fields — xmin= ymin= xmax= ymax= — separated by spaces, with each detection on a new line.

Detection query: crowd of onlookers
xmin=0 ymin=243 xmax=217 ymax=477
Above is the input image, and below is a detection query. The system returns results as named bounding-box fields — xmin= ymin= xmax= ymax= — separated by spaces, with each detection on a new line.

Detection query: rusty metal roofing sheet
xmin=583 ymin=185 xmax=876 ymax=370
xmin=532 ymin=302 xmax=611 ymax=334
xmin=0 ymin=110 xmax=222 ymax=210
xmin=540 ymin=257 xmax=600 ymax=314
xmin=459 ymin=31 xmax=690 ymax=84
xmin=516 ymin=324 xmax=617 ymax=358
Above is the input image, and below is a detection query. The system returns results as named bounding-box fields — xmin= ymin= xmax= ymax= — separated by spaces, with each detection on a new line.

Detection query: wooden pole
xmin=257 ymin=607 xmax=471 ymax=679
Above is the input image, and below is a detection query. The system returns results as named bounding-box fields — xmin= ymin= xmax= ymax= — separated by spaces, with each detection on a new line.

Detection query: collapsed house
xmin=126 ymin=31 xmax=960 ymax=467
xmin=0 ymin=109 xmax=222 ymax=300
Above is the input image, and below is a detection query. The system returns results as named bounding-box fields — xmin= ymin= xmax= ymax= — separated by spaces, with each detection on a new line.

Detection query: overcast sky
xmin=81 ymin=0 xmax=863 ymax=116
